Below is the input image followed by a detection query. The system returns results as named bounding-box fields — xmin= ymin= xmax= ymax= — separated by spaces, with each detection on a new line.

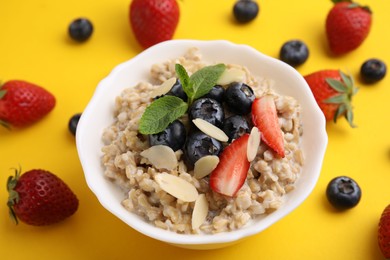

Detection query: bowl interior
xmin=76 ymin=40 xmax=327 ymax=247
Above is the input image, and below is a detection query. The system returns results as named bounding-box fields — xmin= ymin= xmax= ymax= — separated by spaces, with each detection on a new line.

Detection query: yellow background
xmin=0 ymin=0 xmax=389 ymax=259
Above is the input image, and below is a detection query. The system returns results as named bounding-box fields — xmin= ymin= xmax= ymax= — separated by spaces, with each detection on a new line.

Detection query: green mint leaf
xmin=139 ymin=96 xmax=188 ymax=135
xmin=189 ymin=63 xmax=226 ymax=102
xmin=175 ymin=64 xmax=192 ymax=99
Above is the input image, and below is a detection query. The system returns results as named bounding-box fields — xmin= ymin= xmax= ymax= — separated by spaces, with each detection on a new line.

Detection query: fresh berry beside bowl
xmin=76 ymin=40 xmax=327 ymax=249
xmin=360 ymin=58 xmax=387 ymax=84
xmin=326 ymin=176 xmax=361 ymax=210
xmin=304 ymin=69 xmax=358 ymax=128
xmin=68 ymin=18 xmax=94 ymax=42
xmin=7 ymin=167 xmax=79 ymax=226
xmin=129 ymin=0 xmax=180 ymax=49
xmin=378 ymin=204 xmax=390 ymax=259
xmin=232 ymin=0 xmax=260 ymax=23
xmin=279 ymin=40 xmax=309 ymax=67
xmin=0 ymin=80 xmax=56 ymax=129
xmin=68 ymin=113 xmax=82 ymax=136
xmin=325 ymin=0 xmax=372 ymax=55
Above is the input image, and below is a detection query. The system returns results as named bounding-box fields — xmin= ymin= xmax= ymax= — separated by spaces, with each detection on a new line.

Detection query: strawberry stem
xmin=331 ymin=0 xmax=372 ymax=13
xmin=0 ymin=89 xmax=6 ymax=99
xmin=324 ymin=70 xmax=358 ymax=128
xmin=7 ymin=167 xmax=22 ymax=225
xmin=331 ymin=0 xmax=352 ymax=4
xmin=0 ymin=120 xmax=11 ymax=130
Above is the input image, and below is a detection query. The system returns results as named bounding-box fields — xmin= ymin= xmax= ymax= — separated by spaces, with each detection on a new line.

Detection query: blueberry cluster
xmin=148 ymin=80 xmax=256 ymax=167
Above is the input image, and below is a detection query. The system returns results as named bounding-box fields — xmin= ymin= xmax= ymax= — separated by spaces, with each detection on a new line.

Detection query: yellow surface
xmin=0 ymin=0 xmax=389 ymax=259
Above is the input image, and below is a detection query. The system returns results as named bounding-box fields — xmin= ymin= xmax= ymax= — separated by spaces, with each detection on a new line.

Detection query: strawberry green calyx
xmin=331 ymin=0 xmax=372 ymax=13
xmin=0 ymin=89 xmax=6 ymax=99
xmin=324 ymin=70 xmax=358 ymax=128
xmin=0 ymin=120 xmax=10 ymax=129
xmin=331 ymin=0 xmax=352 ymax=3
xmin=0 ymin=85 xmax=10 ymax=129
xmin=7 ymin=167 xmax=21 ymax=224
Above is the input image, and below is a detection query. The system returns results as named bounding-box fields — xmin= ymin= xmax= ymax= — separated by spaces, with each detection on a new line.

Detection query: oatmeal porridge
xmin=101 ymin=48 xmax=304 ymax=234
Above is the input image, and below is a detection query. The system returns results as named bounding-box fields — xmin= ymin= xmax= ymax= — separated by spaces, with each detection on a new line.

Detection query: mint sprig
xmin=139 ymin=96 xmax=188 ymax=134
xmin=139 ymin=63 xmax=226 ymax=135
xmin=176 ymin=63 xmax=226 ymax=104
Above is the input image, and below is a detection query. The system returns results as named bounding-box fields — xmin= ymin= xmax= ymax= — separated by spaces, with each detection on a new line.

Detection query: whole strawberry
xmin=129 ymin=0 xmax=180 ymax=49
xmin=304 ymin=69 xmax=358 ymax=127
xmin=0 ymin=80 xmax=56 ymax=128
xmin=378 ymin=204 xmax=390 ymax=258
xmin=326 ymin=0 xmax=372 ymax=55
xmin=7 ymin=168 xmax=79 ymax=226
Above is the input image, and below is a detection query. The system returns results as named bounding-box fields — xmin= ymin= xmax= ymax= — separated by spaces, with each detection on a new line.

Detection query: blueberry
xmin=203 ymin=85 xmax=225 ymax=103
xmin=224 ymin=82 xmax=255 ymax=115
xmin=188 ymin=98 xmax=224 ymax=127
xmin=222 ymin=115 xmax=250 ymax=142
xmin=166 ymin=79 xmax=187 ymax=101
xmin=68 ymin=113 xmax=82 ymax=136
xmin=279 ymin=40 xmax=309 ymax=67
xmin=148 ymin=120 xmax=186 ymax=151
xmin=360 ymin=58 xmax=387 ymax=84
xmin=326 ymin=176 xmax=361 ymax=210
xmin=68 ymin=18 xmax=93 ymax=42
xmin=233 ymin=0 xmax=259 ymax=23
xmin=184 ymin=132 xmax=223 ymax=166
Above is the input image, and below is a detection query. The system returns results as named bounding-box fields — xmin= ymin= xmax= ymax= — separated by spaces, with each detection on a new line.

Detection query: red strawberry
xmin=0 ymin=80 xmax=56 ymax=128
xmin=378 ymin=204 xmax=390 ymax=258
xmin=129 ymin=0 xmax=180 ymax=49
xmin=251 ymin=96 xmax=285 ymax=157
xmin=326 ymin=0 xmax=372 ymax=55
xmin=7 ymin=168 xmax=79 ymax=226
xmin=209 ymin=134 xmax=250 ymax=197
xmin=304 ymin=69 xmax=358 ymax=128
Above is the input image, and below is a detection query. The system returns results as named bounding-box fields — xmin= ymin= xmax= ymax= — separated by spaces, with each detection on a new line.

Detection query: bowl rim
xmin=76 ymin=39 xmax=328 ymax=246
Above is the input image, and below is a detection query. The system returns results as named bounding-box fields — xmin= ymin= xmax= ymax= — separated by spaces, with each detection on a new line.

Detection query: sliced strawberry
xmin=209 ymin=134 xmax=250 ymax=197
xmin=251 ymin=96 xmax=285 ymax=157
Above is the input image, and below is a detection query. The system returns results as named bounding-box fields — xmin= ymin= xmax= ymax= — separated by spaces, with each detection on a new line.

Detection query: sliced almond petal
xmin=155 ymin=173 xmax=199 ymax=202
xmin=194 ymin=155 xmax=220 ymax=179
xmin=216 ymin=68 xmax=246 ymax=85
xmin=192 ymin=194 xmax=208 ymax=229
xmin=150 ymin=77 xmax=177 ymax=98
xmin=140 ymin=145 xmax=178 ymax=170
xmin=192 ymin=118 xmax=229 ymax=142
xmin=247 ymin=127 xmax=261 ymax=162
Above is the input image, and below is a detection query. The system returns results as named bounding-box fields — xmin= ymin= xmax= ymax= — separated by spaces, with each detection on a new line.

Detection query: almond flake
xmin=150 ymin=77 xmax=176 ymax=98
xmin=216 ymin=68 xmax=245 ymax=85
xmin=140 ymin=145 xmax=178 ymax=170
xmin=247 ymin=127 xmax=261 ymax=162
xmin=193 ymin=155 xmax=220 ymax=179
xmin=192 ymin=118 xmax=228 ymax=142
xmin=192 ymin=194 xmax=208 ymax=230
xmin=155 ymin=173 xmax=199 ymax=202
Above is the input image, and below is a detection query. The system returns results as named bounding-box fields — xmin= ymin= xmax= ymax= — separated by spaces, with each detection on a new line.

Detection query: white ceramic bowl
xmin=76 ymin=40 xmax=328 ymax=250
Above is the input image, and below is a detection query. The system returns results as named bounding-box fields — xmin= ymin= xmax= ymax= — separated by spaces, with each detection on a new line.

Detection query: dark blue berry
xmin=166 ymin=79 xmax=187 ymax=101
xmin=279 ymin=40 xmax=309 ymax=67
xmin=148 ymin=120 xmax=186 ymax=151
xmin=203 ymin=85 xmax=225 ymax=103
xmin=360 ymin=58 xmax=387 ymax=84
xmin=189 ymin=98 xmax=224 ymax=127
xmin=68 ymin=18 xmax=93 ymax=42
xmin=222 ymin=115 xmax=250 ymax=142
xmin=233 ymin=0 xmax=259 ymax=23
xmin=326 ymin=176 xmax=361 ymax=210
xmin=68 ymin=113 xmax=82 ymax=136
xmin=184 ymin=132 xmax=223 ymax=166
xmin=224 ymin=82 xmax=255 ymax=115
